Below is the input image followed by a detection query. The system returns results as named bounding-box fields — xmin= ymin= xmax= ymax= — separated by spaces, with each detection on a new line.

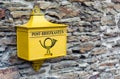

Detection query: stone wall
xmin=0 ymin=0 xmax=120 ymax=79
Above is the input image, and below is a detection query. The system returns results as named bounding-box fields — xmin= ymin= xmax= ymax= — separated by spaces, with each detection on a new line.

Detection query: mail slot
xmin=16 ymin=5 xmax=67 ymax=71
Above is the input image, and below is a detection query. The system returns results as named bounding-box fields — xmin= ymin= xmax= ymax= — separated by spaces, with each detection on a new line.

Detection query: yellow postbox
xmin=16 ymin=5 xmax=67 ymax=71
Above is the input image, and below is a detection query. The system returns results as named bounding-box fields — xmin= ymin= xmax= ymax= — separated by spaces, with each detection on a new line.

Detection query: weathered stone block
xmin=80 ymin=43 xmax=94 ymax=53
xmin=80 ymin=36 xmax=90 ymax=42
xmin=0 ymin=66 xmax=20 ymax=79
xmin=39 ymin=1 xmax=52 ymax=10
xmin=70 ymin=0 xmax=90 ymax=2
xmin=99 ymin=59 xmax=118 ymax=67
xmin=0 ymin=46 xmax=6 ymax=52
xmin=101 ymin=15 xmax=116 ymax=26
xmin=58 ymin=73 xmax=79 ymax=79
xmin=91 ymin=47 xmax=107 ymax=55
xmin=59 ymin=6 xmax=80 ymax=18
xmin=103 ymin=32 xmax=118 ymax=39
xmin=0 ymin=37 xmax=16 ymax=45
xmin=114 ymin=4 xmax=120 ymax=12
xmin=112 ymin=0 xmax=120 ymax=3
xmin=11 ymin=11 xmax=30 ymax=18
xmin=51 ymin=61 xmax=78 ymax=70
xmin=115 ymin=75 xmax=120 ymax=79
xmin=79 ymin=62 xmax=89 ymax=68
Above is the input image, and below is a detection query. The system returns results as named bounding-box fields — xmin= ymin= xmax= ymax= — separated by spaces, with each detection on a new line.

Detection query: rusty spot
xmin=0 ymin=8 xmax=5 ymax=19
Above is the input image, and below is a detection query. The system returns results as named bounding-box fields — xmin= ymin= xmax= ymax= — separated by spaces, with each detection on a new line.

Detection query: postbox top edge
xmin=16 ymin=23 xmax=67 ymax=28
xmin=16 ymin=25 xmax=67 ymax=29
xmin=16 ymin=16 xmax=67 ymax=28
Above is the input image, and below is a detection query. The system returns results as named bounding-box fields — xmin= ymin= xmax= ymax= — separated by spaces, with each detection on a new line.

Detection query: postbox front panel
xmin=28 ymin=28 xmax=67 ymax=60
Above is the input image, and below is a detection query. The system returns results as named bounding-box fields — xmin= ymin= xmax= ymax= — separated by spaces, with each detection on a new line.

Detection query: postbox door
xmin=28 ymin=28 xmax=67 ymax=60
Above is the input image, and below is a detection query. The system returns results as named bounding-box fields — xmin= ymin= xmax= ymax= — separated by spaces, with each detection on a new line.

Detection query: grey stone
xmin=80 ymin=43 xmax=94 ymax=53
xmin=101 ymin=15 xmax=116 ymax=26
xmin=84 ymin=2 xmax=94 ymax=7
xmin=11 ymin=11 xmax=30 ymax=18
xmin=114 ymin=4 xmax=120 ymax=12
xmin=79 ymin=63 xmax=89 ymax=68
xmin=115 ymin=75 xmax=120 ymax=79
xmin=117 ymin=19 xmax=120 ymax=28
xmin=68 ymin=36 xmax=78 ymax=42
xmin=103 ymin=32 xmax=118 ymax=39
xmin=45 ymin=11 xmax=61 ymax=19
xmin=98 ymin=59 xmax=118 ymax=71
xmin=58 ymin=73 xmax=79 ymax=79
xmin=39 ymin=1 xmax=52 ymax=10
xmin=73 ymin=32 xmax=82 ymax=36
xmin=46 ymin=77 xmax=58 ymax=79
xmin=59 ymin=17 xmax=80 ymax=23
xmin=100 ymin=73 xmax=114 ymax=79
xmin=112 ymin=0 xmax=120 ymax=3
xmin=115 ymin=39 xmax=120 ymax=46
xmin=61 ymin=1 xmax=71 ymax=6
xmin=51 ymin=61 xmax=78 ymax=70
xmin=91 ymin=47 xmax=107 ymax=55
xmin=0 ymin=46 xmax=6 ymax=52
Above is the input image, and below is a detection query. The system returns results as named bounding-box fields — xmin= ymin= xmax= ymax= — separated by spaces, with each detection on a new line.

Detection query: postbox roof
xmin=18 ymin=5 xmax=67 ymax=28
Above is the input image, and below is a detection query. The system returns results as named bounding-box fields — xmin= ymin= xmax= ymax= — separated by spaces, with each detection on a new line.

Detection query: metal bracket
xmin=32 ymin=60 xmax=44 ymax=71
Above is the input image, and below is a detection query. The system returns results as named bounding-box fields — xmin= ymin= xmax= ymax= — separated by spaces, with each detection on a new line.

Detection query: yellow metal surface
xmin=16 ymin=5 xmax=67 ymax=71
xmin=16 ymin=5 xmax=67 ymax=61
xmin=17 ymin=28 xmax=29 ymax=59
xmin=17 ymin=28 xmax=67 ymax=61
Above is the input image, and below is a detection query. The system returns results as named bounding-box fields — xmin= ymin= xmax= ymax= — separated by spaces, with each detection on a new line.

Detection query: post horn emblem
xmin=39 ymin=38 xmax=57 ymax=56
